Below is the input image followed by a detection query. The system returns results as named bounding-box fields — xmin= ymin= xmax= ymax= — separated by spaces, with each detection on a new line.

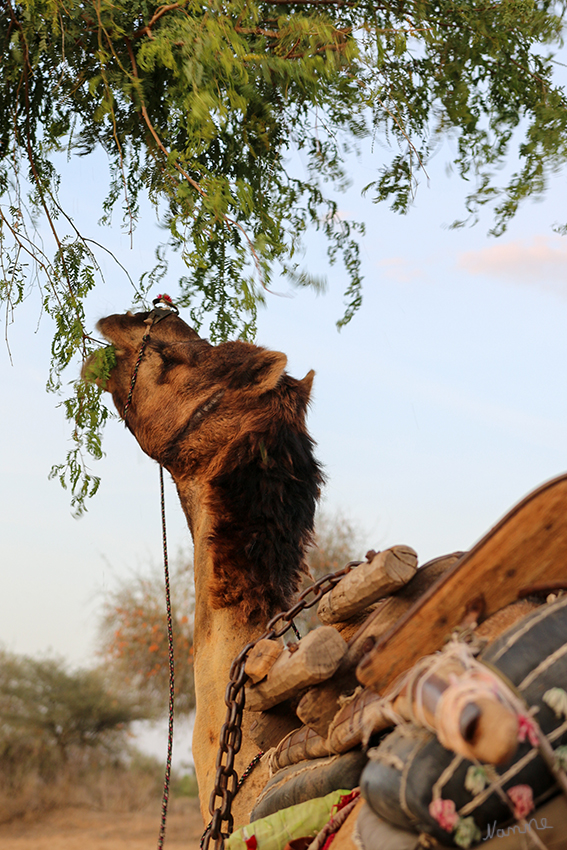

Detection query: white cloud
xmin=458 ymin=235 xmax=567 ymax=291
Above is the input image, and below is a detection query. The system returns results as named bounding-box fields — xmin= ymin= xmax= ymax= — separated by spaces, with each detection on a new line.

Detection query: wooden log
xmin=245 ymin=626 xmax=348 ymax=712
xmin=267 ymin=689 xmax=391 ymax=770
xmin=265 ymin=655 xmax=517 ymax=768
xmin=248 ymin=703 xmax=302 ymax=751
xmin=326 ymin=687 xmax=393 ymax=754
xmin=393 ymin=657 xmax=519 ymax=765
xmin=356 ymin=474 xmax=567 ymax=695
xmin=245 ymin=638 xmax=284 ymax=684
xmin=271 ymin=724 xmax=331 ymax=771
xmin=296 ymin=553 xmax=464 ymax=736
xmin=459 ymin=696 xmax=518 ymax=764
xmin=317 ymin=546 xmax=418 ymax=625
xmin=323 ymin=653 xmax=518 ymax=765
xmin=269 ymin=689 xmax=395 ymax=771
xmin=296 ymin=673 xmax=358 ymax=738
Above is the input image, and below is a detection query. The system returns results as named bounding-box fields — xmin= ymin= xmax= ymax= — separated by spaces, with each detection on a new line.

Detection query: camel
xmin=88 ymin=302 xmax=323 ymax=827
xmin=88 ymin=301 xmax=567 ymax=850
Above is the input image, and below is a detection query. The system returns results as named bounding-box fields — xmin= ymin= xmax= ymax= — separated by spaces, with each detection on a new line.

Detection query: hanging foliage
xmin=1 ymin=0 xmax=567 ymax=510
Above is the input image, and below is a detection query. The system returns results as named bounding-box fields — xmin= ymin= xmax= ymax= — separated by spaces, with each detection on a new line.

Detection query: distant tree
xmin=296 ymin=509 xmax=366 ymax=634
xmin=98 ymin=554 xmax=195 ymax=716
xmin=0 ymin=651 xmax=145 ymax=785
xmin=3 ymin=0 xmax=567 ymax=511
xmin=306 ymin=510 xmax=366 ymax=581
xmin=97 ymin=514 xmax=364 ymax=697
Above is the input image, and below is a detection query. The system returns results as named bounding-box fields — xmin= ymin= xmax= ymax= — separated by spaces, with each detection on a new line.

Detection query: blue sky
xmin=2 ymin=131 xmax=567 ymax=675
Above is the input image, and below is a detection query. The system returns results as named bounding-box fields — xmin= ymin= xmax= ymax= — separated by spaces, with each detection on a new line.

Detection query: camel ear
xmin=300 ymin=369 xmax=315 ymax=399
xmin=294 ymin=369 xmax=315 ymax=413
xmin=251 ymin=350 xmax=288 ymax=392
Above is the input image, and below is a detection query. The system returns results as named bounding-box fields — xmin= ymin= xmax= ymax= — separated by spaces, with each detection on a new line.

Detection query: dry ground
xmin=0 ymin=798 xmax=204 ymax=850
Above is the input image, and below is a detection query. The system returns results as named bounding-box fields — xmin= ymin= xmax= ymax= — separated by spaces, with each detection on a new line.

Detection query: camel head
xmin=90 ymin=309 xmax=294 ymax=470
xmin=87 ymin=306 xmax=324 ymax=620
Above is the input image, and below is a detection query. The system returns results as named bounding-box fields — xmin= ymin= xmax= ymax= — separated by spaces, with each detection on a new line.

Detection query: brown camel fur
xmin=88 ymin=308 xmax=323 ymax=824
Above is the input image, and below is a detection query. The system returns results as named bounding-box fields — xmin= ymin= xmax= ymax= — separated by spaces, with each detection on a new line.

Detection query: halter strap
xmin=122 ymin=294 xmax=178 ymax=420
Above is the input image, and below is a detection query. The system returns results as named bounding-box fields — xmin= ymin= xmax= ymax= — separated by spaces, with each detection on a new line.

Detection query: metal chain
xmin=201 ymin=559 xmax=363 ymax=850
xmin=200 ymin=752 xmax=265 ymax=849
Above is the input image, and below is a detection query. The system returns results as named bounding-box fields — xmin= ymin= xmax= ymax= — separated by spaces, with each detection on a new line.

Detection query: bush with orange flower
xmin=98 ymin=552 xmax=195 ymax=716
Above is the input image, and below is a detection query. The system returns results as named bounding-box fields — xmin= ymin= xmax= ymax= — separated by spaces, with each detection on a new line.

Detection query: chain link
xmin=201 ymin=559 xmax=363 ymax=850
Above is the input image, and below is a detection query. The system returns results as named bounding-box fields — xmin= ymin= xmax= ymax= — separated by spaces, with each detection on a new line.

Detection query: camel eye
xmin=150 ymin=345 xmax=177 ymax=374
xmin=159 ymin=351 xmax=177 ymax=370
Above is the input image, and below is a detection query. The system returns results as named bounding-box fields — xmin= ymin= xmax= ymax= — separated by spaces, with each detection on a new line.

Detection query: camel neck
xmin=173 ymin=476 xmax=265 ymax=822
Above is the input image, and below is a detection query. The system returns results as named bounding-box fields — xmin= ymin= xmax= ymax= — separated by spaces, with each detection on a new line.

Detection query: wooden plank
xmin=357 ymin=473 xmax=567 ymax=693
xmin=317 ymin=546 xmax=417 ymax=624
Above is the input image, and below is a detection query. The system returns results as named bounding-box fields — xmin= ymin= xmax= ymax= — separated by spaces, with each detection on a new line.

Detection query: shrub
xmin=98 ymin=552 xmax=196 ymax=717
xmin=0 ymin=651 xmax=153 ymax=821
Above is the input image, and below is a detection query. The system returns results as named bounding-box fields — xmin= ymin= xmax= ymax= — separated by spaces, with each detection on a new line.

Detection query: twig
xmin=373 ymin=92 xmax=430 ymax=184
xmin=123 ymin=36 xmax=269 ymax=287
xmin=133 ymin=2 xmax=183 ymax=39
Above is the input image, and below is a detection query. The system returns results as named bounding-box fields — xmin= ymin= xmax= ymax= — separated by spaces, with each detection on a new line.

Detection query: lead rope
xmin=120 ymin=295 xmax=178 ymax=849
xmin=158 ymin=463 xmax=175 ymax=850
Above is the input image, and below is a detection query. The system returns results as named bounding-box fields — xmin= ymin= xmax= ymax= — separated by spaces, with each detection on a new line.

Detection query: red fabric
xmin=332 ymin=789 xmax=360 ymax=816
xmin=320 ymin=791 xmax=361 ymax=849
xmin=245 ymin=837 xmax=258 ymax=849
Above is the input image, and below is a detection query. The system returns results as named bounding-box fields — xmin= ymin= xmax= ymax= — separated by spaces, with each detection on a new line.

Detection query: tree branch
xmin=133 ymin=2 xmax=183 ymax=39
xmin=122 ymin=37 xmax=267 ymax=285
